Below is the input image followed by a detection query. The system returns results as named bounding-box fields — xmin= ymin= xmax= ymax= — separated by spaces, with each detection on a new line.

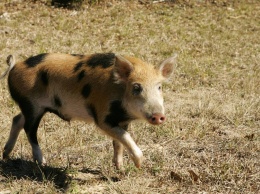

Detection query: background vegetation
xmin=0 ymin=0 xmax=259 ymax=193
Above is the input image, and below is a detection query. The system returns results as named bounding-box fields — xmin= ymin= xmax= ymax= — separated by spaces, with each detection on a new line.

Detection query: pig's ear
xmin=113 ymin=54 xmax=134 ymax=83
xmin=159 ymin=54 xmax=177 ymax=80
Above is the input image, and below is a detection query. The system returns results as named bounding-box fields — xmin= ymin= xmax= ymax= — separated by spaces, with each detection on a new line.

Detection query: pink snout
xmin=149 ymin=113 xmax=166 ymax=125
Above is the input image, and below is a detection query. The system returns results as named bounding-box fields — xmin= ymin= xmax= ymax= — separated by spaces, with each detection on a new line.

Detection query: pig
xmin=1 ymin=53 xmax=176 ymax=169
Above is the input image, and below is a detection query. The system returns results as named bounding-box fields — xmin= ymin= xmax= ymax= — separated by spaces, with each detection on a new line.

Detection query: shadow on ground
xmin=0 ymin=159 xmax=71 ymax=191
xmin=0 ymin=159 xmax=119 ymax=192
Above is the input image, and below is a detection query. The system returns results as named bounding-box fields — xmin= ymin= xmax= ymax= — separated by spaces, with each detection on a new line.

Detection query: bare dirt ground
xmin=0 ymin=0 xmax=259 ymax=193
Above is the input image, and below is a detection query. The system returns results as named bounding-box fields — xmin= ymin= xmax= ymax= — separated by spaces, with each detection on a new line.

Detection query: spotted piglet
xmin=1 ymin=53 xmax=176 ymax=169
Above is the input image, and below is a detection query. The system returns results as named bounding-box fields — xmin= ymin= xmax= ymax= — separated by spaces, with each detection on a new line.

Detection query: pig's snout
xmin=149 ymin=113 xmax=166 ymax=125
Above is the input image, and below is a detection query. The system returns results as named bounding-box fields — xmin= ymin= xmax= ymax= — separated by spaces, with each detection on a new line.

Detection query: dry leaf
xmin=188 ymin=170 xmax=199 ymax=182
xmin=170 ymin=171 xmax=182 ymax=182
xmin=244 ymin=134 xmax=254 ymax=141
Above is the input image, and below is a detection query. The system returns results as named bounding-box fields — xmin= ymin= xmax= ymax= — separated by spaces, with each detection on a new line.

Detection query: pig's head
xmin=114 ymin=55 xmax=176 ymax=125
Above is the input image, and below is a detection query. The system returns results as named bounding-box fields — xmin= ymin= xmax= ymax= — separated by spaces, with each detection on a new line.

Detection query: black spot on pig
xmin=77 ymin=70 xmax=85 ymax=82
xmin=40 ymin=70 xmax=49 ymax=86
xmin=73 ymin=61 xmax=84 ymax=72
xmin=54 ymin=95 xmax=62 ymax=107
xmin=81 ymin=84 xmax=91 ymax=98
xmin=25 ymin=53 xmax=48 ymax=67
xmin=105 ymin=100 xmax=130 ymax=128
xmin=87 ymin=53 xmax=115 ymax=68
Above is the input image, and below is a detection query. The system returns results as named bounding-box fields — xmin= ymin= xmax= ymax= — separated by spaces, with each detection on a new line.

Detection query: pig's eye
xmin=132 ymin=83 xmax=143 ymax=96
xmin=158 ymin=84 xmax=162 ymax=91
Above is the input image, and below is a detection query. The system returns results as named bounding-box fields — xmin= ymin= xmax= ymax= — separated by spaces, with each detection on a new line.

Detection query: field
xmin=0 ymin=0 xmax=259 ymax=193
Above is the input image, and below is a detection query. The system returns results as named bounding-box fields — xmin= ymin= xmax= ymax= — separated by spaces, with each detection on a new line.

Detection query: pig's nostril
xmin=149 ymin=114 xmax=166 ymax=125
xmin=160 ymin=116 xmax=165 ymax=121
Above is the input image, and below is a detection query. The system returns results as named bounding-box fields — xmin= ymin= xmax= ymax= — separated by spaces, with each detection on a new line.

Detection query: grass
xmin=0 ymin=0 xmax=259 ymax=193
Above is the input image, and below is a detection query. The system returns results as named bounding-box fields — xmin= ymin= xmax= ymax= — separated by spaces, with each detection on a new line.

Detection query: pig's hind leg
xmin=23 ymin=108 xmax=46 ymax=165
xmin=3 ymin=113 xmax=25 ymax=159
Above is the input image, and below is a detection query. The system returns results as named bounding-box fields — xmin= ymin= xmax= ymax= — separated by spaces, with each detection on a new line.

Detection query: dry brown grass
xmin=0 ymin=0 xmax=259 ymax=193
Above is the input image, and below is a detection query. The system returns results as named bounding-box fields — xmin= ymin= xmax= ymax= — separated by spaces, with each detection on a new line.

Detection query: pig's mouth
xmin=146 ymin=113 xmax=166 ymax=125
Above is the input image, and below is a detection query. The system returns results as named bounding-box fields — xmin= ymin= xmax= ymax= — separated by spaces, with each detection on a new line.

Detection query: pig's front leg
xmin=112 ymin=140 xmax=124 ymax=169
xmin=104 ymin=126 xmax=143 ymax=168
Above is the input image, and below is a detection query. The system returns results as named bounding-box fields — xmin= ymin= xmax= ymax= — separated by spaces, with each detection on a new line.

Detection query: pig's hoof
xmin=3 ymin=152 xmax=10 ymax=160
xmin=33 ymin=157 xmax=46 ymax=166
xmin=133 ymin=152 xmax=144 ymax=168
